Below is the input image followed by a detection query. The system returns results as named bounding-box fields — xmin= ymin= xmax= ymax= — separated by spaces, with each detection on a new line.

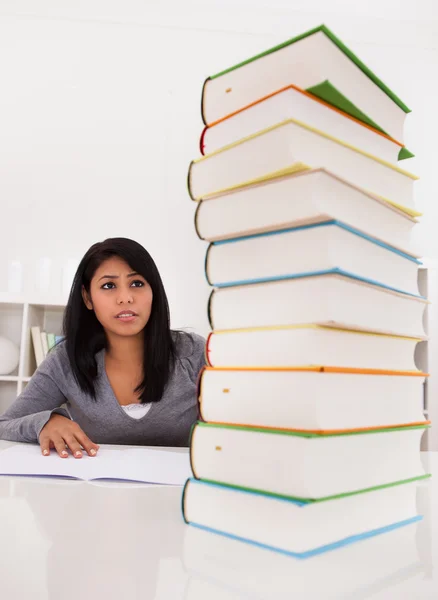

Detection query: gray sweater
xmin=0 ymin=332 xmax=205 ymax=447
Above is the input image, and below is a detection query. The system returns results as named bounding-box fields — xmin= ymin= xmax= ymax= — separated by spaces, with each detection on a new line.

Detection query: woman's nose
xmin=117 ymin=289 xmax=134 ymax=304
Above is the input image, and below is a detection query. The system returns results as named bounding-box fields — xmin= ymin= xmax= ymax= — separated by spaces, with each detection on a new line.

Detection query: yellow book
xmin=188 ymin=118 xmax=419 ymax=217
xmin=206 ymin=325 xmax=425 ymax=372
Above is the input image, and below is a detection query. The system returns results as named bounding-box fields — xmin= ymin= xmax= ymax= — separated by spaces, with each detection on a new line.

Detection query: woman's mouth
xmin=116 ymin=311 xmax=138 ymax=323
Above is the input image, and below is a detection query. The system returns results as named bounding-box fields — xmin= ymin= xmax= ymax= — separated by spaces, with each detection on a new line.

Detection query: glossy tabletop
xmin=0 ymin=441 xmax=436 ymax=600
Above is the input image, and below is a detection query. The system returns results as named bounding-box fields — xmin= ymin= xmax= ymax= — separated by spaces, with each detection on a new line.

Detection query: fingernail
xmin=61 ymin=451 xmax=68 ymax=457
xmin=43 ymin=449 xmax=49 ymax=456
xmin=90 ymin=449 xmax=96 ymax=456
xmin=75 ymin=451 xmax=82 ymax=457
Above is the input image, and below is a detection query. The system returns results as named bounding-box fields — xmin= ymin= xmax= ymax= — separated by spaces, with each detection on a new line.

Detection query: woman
xmin=0 ymin=238 xmax=206 ymax=456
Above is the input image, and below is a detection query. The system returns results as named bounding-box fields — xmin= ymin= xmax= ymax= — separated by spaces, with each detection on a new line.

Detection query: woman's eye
xmin=131 ymin=280 xmax=145 ymax=288
xmin=102 ymin=282 xmax=116 ymax=289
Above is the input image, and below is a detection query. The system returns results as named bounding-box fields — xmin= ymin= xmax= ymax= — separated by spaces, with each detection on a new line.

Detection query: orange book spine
xmin=202 ymin=365 xmax=429 ymax=377
xmin=199 ymin=419 xmax=431 ymax=436
xmin=199 ymin=83 xmax=404 ymax=155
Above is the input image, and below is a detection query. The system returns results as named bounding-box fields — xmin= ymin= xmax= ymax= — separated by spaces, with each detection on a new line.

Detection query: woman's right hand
xmin=39 ymin=414 xmax=100 ymax=458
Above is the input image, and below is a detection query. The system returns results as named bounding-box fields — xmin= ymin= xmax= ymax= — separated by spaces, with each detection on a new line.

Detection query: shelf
xmin=0 ymin=299 xmax=66 ymax=411
xmin=0 ymin=294 xmax=26 ymax=305
xmin=30 ymin=301 xmax=66 ymax=309
xmin=0 ymin=295 xmax=67 ymax=308
xmin=0 ymin=300 xmax=65 ymax=400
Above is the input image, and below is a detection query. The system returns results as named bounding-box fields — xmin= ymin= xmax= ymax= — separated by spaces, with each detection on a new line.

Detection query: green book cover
xmin=210 ymin=24 xmax=410 ymax=114
xmin=47 ymin=333 xmax=56 ymax=351
xmin=195 ymin=420 xmax=429 ymax=439
xmin=197 ymin=474 xmax=431 ymax=504
xmin=308 ymin=80 xmax=386 ymax=133
xmin=190 ymin=422 xmax=430 ymax=502
xmin=307 ymin=81 xmax=414 ymax=159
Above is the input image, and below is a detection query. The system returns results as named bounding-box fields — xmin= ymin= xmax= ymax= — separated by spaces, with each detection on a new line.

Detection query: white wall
xmin=0 ymin=0 xmax=437 ymax=435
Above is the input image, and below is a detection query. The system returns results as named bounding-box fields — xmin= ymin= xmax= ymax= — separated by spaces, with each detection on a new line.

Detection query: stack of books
xmin=183 ymin=24 xmax=431 ymax=559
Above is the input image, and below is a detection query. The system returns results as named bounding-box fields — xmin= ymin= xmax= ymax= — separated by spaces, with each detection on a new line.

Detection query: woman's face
xmin=83 ymin=256 xmax=153 ymax=339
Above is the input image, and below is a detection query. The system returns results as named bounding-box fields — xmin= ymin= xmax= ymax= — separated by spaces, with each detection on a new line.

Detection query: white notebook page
xmin=0 ymin=444 xmax=191 ymax=485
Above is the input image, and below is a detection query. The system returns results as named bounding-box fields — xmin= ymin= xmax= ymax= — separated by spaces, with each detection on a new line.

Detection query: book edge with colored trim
xmin=201 ymin=365 xmax=429 ymax=376
xmin=193 ymin=118 xmax=417 ymax=181
xmin=194 ymin=167 xmax=420 ymax=224
xmin=184 ymin=516 xmax=422 ymax=559
xmin=194 ymin=420 xmax=430 ymax=438
xmin=202 ymin=82 xmax=411 ymax=155
xmin=209 ymin=266 xmax=424 ymax=299
xmin=205 ymin=25 xmax=410 ymax=113
xmin=209 ymin=219 xmax=420 ymax=263
xmin=187 ymin=474 xmax=430 ymax=504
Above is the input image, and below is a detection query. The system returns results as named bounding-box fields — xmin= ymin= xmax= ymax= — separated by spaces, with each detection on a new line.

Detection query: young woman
xmin=0 ymin=238 xmax=206 ymax=457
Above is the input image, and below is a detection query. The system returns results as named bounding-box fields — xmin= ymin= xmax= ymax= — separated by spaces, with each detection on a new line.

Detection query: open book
xmin=0 ymin=444 xmax=191 ymax=485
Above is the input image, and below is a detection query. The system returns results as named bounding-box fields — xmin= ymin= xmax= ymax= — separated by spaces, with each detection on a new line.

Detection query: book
xmin=0 ymin=444 xmax=191 ymax=485
xmin=183 ymin=478 xmax=421 ymax=558
xmin=199 ymin=367 xmax=427 ymax=432
xmin=189 ymin=422 xmax=428 ymax=501
xmin=195 ymin=169 xmax=419 ymax=256
xmin=208 ymin=273 xmax=427 ymax=338
xmin=206 ymin=326 xmax=422 ymax=372
xmin=201 ymin=84 xmax=410 ymax=163
xmin=40 ymin=331 xmax=49 ymax=358
xmin=30 ymin=326 xmax=45 ymax=368
xmin=188 ymin=120 xmax=418 ymax=216
xmin=205 ymin=222 xmax=420 ymax=297
xmin=183 ymin=522 xmax=424 ymax=598
xmin=47 ymin=333 xmax=56 ymax=351
xmin=201 ymin=24 xmax=409 ymax=142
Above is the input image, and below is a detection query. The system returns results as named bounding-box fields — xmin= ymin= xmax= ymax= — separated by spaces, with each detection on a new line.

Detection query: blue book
xmin=205 ymin=221 xmax=422 ymax=298
xmin=182 ymin=477 xmax=422 ymax=559
xmin=183 ymin=517 xmax=425 ymax=597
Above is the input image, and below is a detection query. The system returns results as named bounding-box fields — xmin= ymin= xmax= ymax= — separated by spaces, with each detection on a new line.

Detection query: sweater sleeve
xmin=176 ymin=331 xmax=207 ymax=383
xmin=189 ymin=332 xmax=208 ymax=379
xmin=0 ymin=344 xmax=70 ymax=443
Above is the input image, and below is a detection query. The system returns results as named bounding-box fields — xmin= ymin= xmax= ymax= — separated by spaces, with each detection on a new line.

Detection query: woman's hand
xmin=39 ymin=414 xmax=100 ymax=458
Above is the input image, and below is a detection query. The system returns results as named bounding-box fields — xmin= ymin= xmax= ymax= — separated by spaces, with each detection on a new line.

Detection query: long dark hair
xmin=63 ymin=237 xmax=176 ymax=403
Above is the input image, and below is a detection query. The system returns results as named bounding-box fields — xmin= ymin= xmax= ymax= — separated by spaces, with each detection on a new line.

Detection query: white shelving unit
xmin=0 ymin=297 xmax=65 ymax=413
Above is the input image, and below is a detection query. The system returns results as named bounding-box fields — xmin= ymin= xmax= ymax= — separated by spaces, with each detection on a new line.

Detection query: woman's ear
xmin=82 ymin=286 xmax=93 ymax=310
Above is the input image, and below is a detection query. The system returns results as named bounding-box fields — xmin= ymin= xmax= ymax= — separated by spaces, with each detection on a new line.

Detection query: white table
xmin=0 ymin=441 xmax=436 ymax=600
